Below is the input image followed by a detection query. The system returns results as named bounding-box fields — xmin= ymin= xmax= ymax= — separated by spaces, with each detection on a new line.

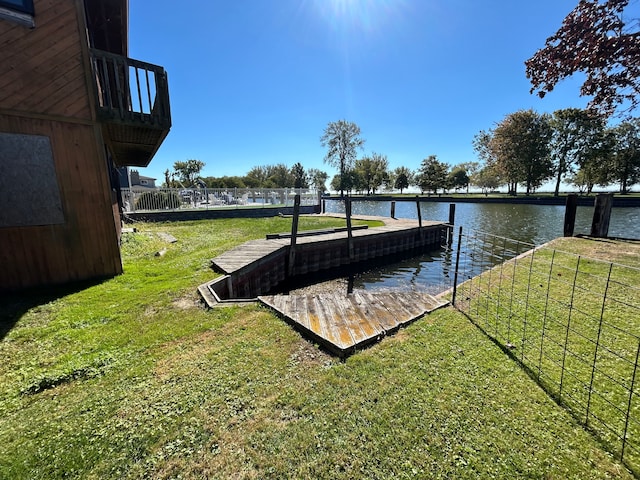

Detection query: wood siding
xmin=0 ymin=115 xmax=122 ymax=290
xmin=0 ymin=0 xmax=91 ymax=120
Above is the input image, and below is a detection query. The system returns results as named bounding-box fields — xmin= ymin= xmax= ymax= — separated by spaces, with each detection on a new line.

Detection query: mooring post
xmin=345 ymin=196 xmax=354 ymax=259
xmin=288 ymin=194 xmax=301 ymax=276
xmin=448 ymin=203 xmax=456 ymax=246
xmin=564 ymin=194 xmax=578 ymax=237
xmin=416 ymin=197 xmax=422 ymax=228
xmin=391 ymin=201 xmax=396 ymax=219
xmin=322 ymin=198 xmax=325 ymax=214
xmin=591 ymin=193 xmax=613 ymax=238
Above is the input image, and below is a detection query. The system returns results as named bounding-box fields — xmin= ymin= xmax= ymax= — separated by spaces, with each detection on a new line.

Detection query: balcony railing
xmin=90 ymin=49 xmax=171 ymax=167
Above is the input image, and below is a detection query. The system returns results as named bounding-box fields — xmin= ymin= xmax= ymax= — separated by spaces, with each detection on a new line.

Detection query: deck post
xmin=564 ymin=194 xmax=578 ymax=237
xmin=391 ymin=201 xmax=396 ymax=219
xmin=448 ymin=203 xmax=456 ymax=246
xmin=288 ymin=194 xmax=301 ymax=276
xmin=591 ymin=193 xmax=613 ymax=238
xmin=345 ymin=196 xmax=354 ymax=259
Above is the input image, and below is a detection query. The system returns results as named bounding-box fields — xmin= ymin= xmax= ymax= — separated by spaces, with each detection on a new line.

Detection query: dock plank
xmin=210 ymin=219 xmax=446 ymax=276
xmin=258 ymin=292 xmax=449 ymax=356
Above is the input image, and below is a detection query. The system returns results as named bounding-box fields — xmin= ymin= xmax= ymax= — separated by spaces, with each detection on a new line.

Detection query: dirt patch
xmin=289 ymin=339 xmax=334 ymax=367
xmin=172 ymin=297 xmax=202 ymax=310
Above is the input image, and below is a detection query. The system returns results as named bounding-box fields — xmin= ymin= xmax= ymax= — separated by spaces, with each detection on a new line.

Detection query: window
xmin=0 ymin=0 xmax=35 ymax=27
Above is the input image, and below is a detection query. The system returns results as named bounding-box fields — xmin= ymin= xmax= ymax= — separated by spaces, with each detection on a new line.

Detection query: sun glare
xmin=313 ymin=0 xmax=406 ymax=33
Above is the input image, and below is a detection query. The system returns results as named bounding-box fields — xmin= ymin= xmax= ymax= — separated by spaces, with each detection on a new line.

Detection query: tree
xmin=268 ymin=163 xmax=294 ymax=188
xmin=202 ymin=176 xmax=246 ymax=188
xmin=392 ymin=166 xmax=413 ymax=194
xmin=609 ymin=119 xmax=640 ymax=193
xmin=291 ymin=162 xmax=309 ymax=189
xmin=320 ymin=120 xmax=365 ymax=197
xmin=330 ymin=170 xmax=360 ymax=195
xmin=471 ymin=165 xmax=503 ymax=195
xmin=173 ymin=159 xmax=205 ymax=187
xmin=416 ymin=155 xmax=448 ymax=194
xmin=244 ymin=165 xmax=273 ymax=188
xmin=355 ymin=153 xmax=389 ymax=195
xmin=457 ymin=162 xmax=480 ymax=193
xmin=567 ymin=169 xmax=595 ymax=194
xmin=308 ymin=168 xmax=329 ymax=192
xmin=447 ymin=166 xmax=470 ymax=192
xmin=526 ymin=0 xmax=640 ymax=117
xmin=476 ymin=110 xmax=553 ymax=195
xmin=549 ymin=108 xmax=607 ymax=196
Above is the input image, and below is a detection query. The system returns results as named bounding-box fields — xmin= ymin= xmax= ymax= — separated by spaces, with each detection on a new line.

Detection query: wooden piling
xmin=288 ymin=195 xmax=301 ymax=276
xmin=416 ymin=198 xmax=422 ymax=229
xmin=391 ymin=201 xmax=396 ymax=219
xmin=564 ymin=194 xmax=578 ymax=237
xmin=345 ymin=197 xmax=354 ymax=259
xmin=591 ymin=193 xmax=613 ymax=238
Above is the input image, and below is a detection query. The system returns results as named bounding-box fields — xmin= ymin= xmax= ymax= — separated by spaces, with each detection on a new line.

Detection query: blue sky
xmin=129 ymin=0 xmax=591 ymax=184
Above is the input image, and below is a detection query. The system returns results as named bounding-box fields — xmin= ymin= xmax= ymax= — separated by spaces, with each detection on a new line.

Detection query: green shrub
xmin=135 ymin=191 xmax=181 ymax=210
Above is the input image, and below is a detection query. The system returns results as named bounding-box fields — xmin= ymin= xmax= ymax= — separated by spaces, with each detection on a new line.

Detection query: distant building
xmin=0 ymin=0 xmax=171 ymax=290
xmin=118 ymin=168 xmax=157 ymax=189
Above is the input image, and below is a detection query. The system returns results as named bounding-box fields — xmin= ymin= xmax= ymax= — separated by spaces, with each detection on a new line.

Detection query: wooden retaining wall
xmin=199 ymin=222 xmax=449 ymax=306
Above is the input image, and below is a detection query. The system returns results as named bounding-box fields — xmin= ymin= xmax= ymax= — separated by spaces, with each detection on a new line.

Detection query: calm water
xmin=305 ymin=200 xmax=640 ymax=295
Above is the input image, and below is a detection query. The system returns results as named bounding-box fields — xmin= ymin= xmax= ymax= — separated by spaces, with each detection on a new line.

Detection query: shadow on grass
xmin=0 ymin=278 xmax=108 ymax=342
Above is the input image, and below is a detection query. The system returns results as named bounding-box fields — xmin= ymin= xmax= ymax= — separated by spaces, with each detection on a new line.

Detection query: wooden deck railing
xmin=90 ymin=49 xmax=171 ymax=129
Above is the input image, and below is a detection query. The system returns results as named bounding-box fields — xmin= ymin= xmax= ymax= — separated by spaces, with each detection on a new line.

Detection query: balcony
xmin=90 ymin=49 xmax=171 ymax=167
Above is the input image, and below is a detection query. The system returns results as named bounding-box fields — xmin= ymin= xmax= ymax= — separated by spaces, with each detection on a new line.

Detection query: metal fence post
xmin=537 ymin=250 xmax=557 ymax=380
xmin=622 ymin=340 xmax=640 ymax=461
xmin=560 ymin=256 xmax=581 ymax=401
xmin=452 ymin=226 xmax=463 ymax=306
xmin=521 ymin=249 xmax=537 ymax=362
xmin=586 ymin=263 xmax=613 ymax=426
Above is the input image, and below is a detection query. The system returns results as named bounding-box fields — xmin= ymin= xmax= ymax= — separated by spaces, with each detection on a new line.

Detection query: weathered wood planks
xmin=211 ymin=219 xmax=446 ymax=275
xmin=259 ymin=292 xmax=448 ymax=356
xmin=212 ymin=239 xmax=288 ymax=274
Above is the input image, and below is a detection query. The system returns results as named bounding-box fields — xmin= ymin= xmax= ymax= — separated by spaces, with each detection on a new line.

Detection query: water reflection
xmin=311 ymin=200 xmax=640 ymax=296
xmin=327 ymin=200 xmax=640 ymax=244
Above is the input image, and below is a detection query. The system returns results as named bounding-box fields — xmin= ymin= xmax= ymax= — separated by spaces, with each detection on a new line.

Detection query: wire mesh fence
xmin=120 ymin=187 xmax=319 ymax=213
xmin=451 ymin=228 xmax=640 ymax=475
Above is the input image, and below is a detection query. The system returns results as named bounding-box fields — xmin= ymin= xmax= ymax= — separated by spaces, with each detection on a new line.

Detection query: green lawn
xmin=455 ymin=236 xmax=640 ymax=477
xmin=0 ymin=218 xmax=634 ymax=479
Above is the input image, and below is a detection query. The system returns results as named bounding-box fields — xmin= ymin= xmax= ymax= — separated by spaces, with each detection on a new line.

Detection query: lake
xmin=295 ymin=200 xmax=640 ymax=295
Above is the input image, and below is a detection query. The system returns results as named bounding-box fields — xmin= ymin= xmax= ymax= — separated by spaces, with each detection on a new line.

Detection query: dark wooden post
xmin=322 ymin=198 xmax=326 ymax=214
xmin=564 ymin=194 xmax=578 ymax=237
xmin=288 ymin=194 xmax=301 ymax=276
xmin=591 ymin=193 xmax=613 ymax=238
xmin=416 ymin=198 xmax=422 ymax=228
xmin=448 ymin=203 xmax=456 ymax=246
xmin=391 ymin=201 xmax=396 ymax=219
xmin=345 ymin=197 xmax=354 ymax=259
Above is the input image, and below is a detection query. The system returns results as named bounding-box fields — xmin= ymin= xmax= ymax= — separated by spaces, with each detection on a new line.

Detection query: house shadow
xmin=0 ymin=279 xmax=107 ymax=342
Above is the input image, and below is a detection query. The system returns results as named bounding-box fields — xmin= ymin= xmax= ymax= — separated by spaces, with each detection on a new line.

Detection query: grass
xmin=0 ymin=217 xmax=635 ymax=479
xmin=455 ymin=236 xmax=640 ymax=476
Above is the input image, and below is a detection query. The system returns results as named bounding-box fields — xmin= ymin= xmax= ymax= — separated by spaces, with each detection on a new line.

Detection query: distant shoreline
xmin=324 ymin=194 xmax=640 ymax=208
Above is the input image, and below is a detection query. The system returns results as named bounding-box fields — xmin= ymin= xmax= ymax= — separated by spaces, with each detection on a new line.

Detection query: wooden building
xmin=0 ymin=0 xmax=171 ymax=290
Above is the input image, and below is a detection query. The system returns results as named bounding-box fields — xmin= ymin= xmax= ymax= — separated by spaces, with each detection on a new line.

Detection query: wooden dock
xmin=211 ymin=218 xmax=446 ymax=275
xmin=212 ymin=238 xmax=288 ymax=275
xmin=259 ymin=291 xmax=448 ymax=356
